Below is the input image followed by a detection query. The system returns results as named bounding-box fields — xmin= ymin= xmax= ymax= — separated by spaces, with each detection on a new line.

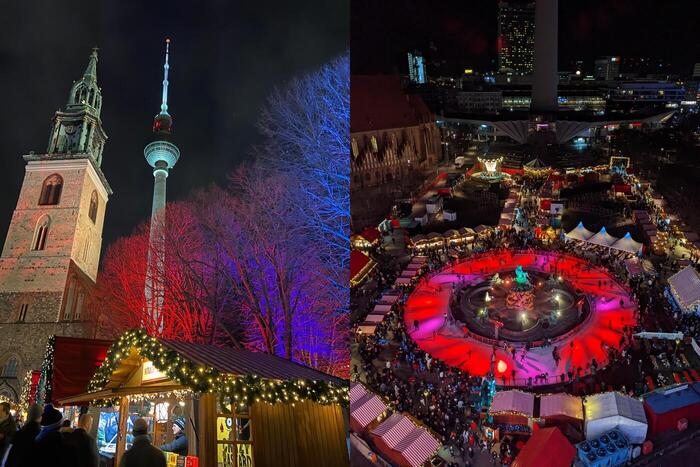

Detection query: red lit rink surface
xmin=404 ymin=250 xmax=637 ymax=385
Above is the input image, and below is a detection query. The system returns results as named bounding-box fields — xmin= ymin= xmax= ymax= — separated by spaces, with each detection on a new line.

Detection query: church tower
xmin=0 ymin=49 xmax=112 ymax=401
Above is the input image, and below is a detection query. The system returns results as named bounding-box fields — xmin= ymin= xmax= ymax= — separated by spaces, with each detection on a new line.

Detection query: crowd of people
xmin=0 ymin=402 xmax=188 ymax=467
xmin=352 ymin=171 xmax=700 ymax=465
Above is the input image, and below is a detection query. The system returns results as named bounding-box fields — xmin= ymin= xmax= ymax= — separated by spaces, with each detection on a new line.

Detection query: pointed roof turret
xmin=83 ymin=47 xmax=99 ymax=82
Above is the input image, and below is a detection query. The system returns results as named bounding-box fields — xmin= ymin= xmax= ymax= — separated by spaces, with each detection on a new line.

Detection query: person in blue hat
xmin=159 ymin=417 xmax=187 ymax=456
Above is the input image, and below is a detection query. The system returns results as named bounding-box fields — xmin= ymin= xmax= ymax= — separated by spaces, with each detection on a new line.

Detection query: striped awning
xmin=394 ymin=427 xmax=441 ymax=467
xmin=373 ymin=304 xmax=393 ymax=314
xmin=351 ymin=393 xmax=387 ymax=429
xmin=371 ymin=413 xmax=416 ymax=448
xmin=350 ymin=383 xmax=367 ymax=404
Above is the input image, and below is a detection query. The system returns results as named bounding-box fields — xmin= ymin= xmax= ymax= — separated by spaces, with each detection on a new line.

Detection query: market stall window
xmin=96 ymin=407 xmax=120 ymax=459
xmin=217 ymin=395 xmax=253 ymax=467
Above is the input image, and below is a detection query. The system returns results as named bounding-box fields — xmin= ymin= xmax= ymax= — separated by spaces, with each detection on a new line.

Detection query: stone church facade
xmin=0 ymin=49 xmax=112 ymax=401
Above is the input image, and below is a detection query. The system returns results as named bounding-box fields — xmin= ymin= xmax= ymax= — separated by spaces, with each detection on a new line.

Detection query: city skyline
xmin=351 ymin=0 xmax=700 ymax=76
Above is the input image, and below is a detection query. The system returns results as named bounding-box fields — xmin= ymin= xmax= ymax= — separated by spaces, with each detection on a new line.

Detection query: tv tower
xmin=144 ymin=38 xmax=180 ymax=333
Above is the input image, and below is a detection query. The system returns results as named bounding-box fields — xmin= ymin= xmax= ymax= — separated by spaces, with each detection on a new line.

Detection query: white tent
xmin=489 ymin=390 xmax=535 ymax=417
xmin=587 ymin=227 xmax=618 ymax=247
xmin=583 ymin=392 xmax=648 ymax=443
xmin=565 ymin=222 xmax=595 ymax=242
xmin=668 ymin=265 xmax=700 ymax=313
xmin=611 ymin=232 xmax=643 ymax=254
xmin=539 ymin=393 xmax=583 ymax=420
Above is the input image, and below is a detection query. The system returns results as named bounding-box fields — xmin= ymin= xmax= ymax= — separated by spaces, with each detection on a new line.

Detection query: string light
xmin=87 ymin=329 xmax=348 ymax=408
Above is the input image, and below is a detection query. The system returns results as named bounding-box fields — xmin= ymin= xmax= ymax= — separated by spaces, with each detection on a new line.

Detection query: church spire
xmin=83 ymin=47 xmax=99 ymax=82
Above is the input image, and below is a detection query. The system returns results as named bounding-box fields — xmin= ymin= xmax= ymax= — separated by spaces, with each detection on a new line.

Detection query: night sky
xmin=0 ymin=0 xmax=347 ymax=250
xmin=351 ymin=0 xmax=700 ymax=76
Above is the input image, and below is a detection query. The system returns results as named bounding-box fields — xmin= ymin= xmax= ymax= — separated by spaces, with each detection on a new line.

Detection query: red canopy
xmin=360 ymin=227 xmax=381 ymax=243
xmin=351 ymin=250 xmax=372 ymax=280
xmin=47 ymin=336 xmax=112 ymax=406
xmin=512 ymin=427 xmax=575 ymax=467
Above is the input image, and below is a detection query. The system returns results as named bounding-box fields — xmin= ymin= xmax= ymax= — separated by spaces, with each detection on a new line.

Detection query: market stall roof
xmin=351 ymin=392 xmax=387 ymax=430
xmin=411 ymin=256 xmax=428 ymax=263
xmin=565 ymin=222 xmax=595 ymax=241
xmin=373 ymin=304 xmax=393 ymax=314
xmin=161 ymin=339 xmax=344 ymax=385
xmin=357 ymin=324 xmax=378 ymax=334
xmin=350 ymin=383 xmax=368 ymax=404
xmin=584 ymin=392 xmax=648 ymax=443
xmin=539 ymin=393 xmax=583 ymax=420
xmin=444 ymin=229 xmax=459 ymax=238
xmin=474 ymin=224 xmax=490 ymax=233
xmin=351 ymin=250 xmax=376 ymax=287
xmin=379 ymin=294 xmax=401 ymax=305
xmin=393 ymin=426 xmax=441 ymax=467
xmin=668 ymin=265 xmax=700 ymax=311
xmin=624 ymin=258 xmax=644 ymax=277
xmin=405 ymin=263 xmax=422 ymax=271
xmin=363 ymin=315 xmax=384 ymax=323
xmin=611 ymin=232 xmax=643 ymax=254
xmin=359 ymin=227 xmax=381 ymax=244
xmin=489 ymin=390 xmax=535 ymax=417
xmin=643 ymin=383 xmax=700 ymax=415
xmin=587 ymin=227 xmax=618 ymax=247
xmin=511 ymin=427 xmax=575 ymax=467
xmin=60 ymin=330 xmax=346 ymax=407
xmin=371 ymin=413 xmax=416 ymax=449
xmin=42 ymin=336 xmax=112 ymax=406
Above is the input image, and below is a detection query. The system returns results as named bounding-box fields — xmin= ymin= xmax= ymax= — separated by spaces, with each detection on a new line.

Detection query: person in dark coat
xmin=0 ymin=401 xmax=17 ymax=460
xmin=62 ymin=413 xmax=99 ymax=467
xmin=119 ymin=418 xmax=166 ymax=467
xmin=5 ymin=403 xmax=41 ymax=467
xmin=159 ymin=418 xmax=187 ymax=456
xmin=32 ymin=404 xmax=72 ymax=467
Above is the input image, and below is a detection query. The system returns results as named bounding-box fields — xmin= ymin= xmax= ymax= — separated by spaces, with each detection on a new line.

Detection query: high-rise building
xmin=0 ymin=49 xmax=112 ymax=399
xmin=594 ymin=56 xmax=621 ymax=80
xmin=407 ymin=51 xmax=427 ymax=84
xmin=693 ymin=63 xmax=700 ymax=79
xmin=497 ymin=1 xmax=535 ymax=75
xmin=143 ymin=39 xmax=180 ymax=334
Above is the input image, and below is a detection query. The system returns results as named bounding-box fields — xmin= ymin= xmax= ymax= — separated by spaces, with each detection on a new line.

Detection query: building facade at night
xmin=351 ymin=75 xmax=440 ymax=193
xmin=497 ymin=1 xmax=535 ymax=75
xmin=0 ymin=50 xmax=112 ymax=400
xmin=594 ymin=56 xmax=621 ymax=81
xmin=407 ymin=50 xmax=427 ymax=84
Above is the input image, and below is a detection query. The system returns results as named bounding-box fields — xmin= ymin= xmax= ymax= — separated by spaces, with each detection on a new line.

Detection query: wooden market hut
xmin=60 ymin=330 xmax=348 ymax=467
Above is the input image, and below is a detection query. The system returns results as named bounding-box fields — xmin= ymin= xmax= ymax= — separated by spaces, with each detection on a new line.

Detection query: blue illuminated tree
xmin=256 ymin=53 xmax=350 ymax=314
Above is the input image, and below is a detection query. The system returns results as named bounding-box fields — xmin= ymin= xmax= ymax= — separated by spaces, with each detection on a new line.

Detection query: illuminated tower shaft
xmin=144 ymin=39 xmax=180 ymax=334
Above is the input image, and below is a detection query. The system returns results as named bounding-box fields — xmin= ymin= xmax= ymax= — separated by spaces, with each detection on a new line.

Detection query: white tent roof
xmin=539 ymin=393 xmax=583 ymax=420
xmin=489 ymin=390 xmax=535 ymax=416
xmin=566 ymin=222 xmax=595 ymax=241
xmin=668 ymin=265 xmax=700 ymax=311
xmin=587 ymin=227 xmax=618 ymax=247
xmin=584 ymin=392 xmax=648 ymax=443
xmin=611 ymin=232 xmax=643 ymax=254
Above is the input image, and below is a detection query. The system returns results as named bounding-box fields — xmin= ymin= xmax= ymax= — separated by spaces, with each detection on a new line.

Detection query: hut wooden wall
xmin=250 ymin=400 xmax=348 ymax=467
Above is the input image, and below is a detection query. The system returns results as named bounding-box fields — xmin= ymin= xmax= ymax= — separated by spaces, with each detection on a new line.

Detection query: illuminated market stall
xmin=59 ymin=330 xmax=348 ymax=467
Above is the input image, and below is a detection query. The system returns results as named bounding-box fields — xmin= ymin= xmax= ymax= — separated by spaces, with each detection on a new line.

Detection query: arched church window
xmin=88 ymin=88 xmax=95 ymax=107
xmin=32 ymin=216 xmax=50 ymax=251
xmin=370 ymin=136 xmax=378 ymax=153
xmin=89 ymin=191 xmax=98 ymax=223
xmin=39 ymin=174 xmax=63 ymax=205
xmin=74 ymin=291 xmax=85 ymax=321
xmin=2 ymin=356 xmax=19 ymax=378
xmin=351 ymin=138 xmax=359 ymax=157
xmin=63 ymin=277 xmax=77 ymax=321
